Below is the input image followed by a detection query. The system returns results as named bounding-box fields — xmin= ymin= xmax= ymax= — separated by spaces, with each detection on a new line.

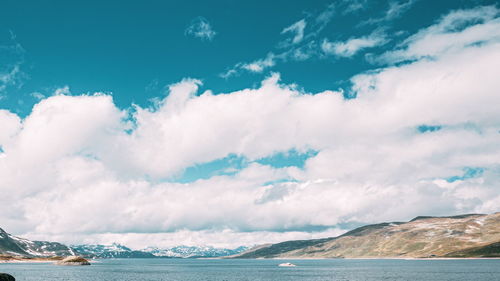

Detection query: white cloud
xmin=341 ymin=0 xmax=367 ymax=15
xmin=0 ymin=33 xmax=26 ymax=95
xmin=1 ymin=6 xmax=500 ymax=248
xmin=377 ymin=5 xmax=500 ymax=63
xmin=360 ymin=0 xmax=417 ymax=26
xmin=220 ymin=53 xmax=278 ymax=78
xmin=315 ymin=3 xmax=336 ymax=27
xmin=385 ymin=0 xmax=417 ymax=20
xmin=185 ymin=17 xmax=216 ymax=41
xmin=30 ymin=92 xmax=45 ymax=100
xmin=281 ymin=19 xmax=307 ymax=45
xmin=26 ymin=227 xmax=346 ymax=250
xmin=0 ymin=64 xmax=22 ymax=95
xmin=220 ymin=0 xmax=402 ymax=78
xmin=242 ymin=53 xmax=276 ymax=73
xmin=322 ymin=31 xmax=387 ymax=57
xmin=53 ymin=85 xmax=71 ymax=96
xmin=0 ymin=110 xmax=21 ymax=149
xmin=220 ymin=2 xmax=336 ymax=78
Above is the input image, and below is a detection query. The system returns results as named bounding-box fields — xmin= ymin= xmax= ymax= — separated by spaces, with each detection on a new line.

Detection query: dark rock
xmin=0 ymin=273 xmax=15 ymax=281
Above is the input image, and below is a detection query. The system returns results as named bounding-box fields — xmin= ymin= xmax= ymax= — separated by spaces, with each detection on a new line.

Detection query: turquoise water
xmin=1 ymin=259 xmax=499 ymax=281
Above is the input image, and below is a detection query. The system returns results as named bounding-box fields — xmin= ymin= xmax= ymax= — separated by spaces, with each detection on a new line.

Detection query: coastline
xmin=0 ymin=258 xmax=57 ymax=264
xmin=0 ymin=256 xmax=96 ymax=264
xmin=0 ymin=256 xmax=61 ymax=264
xmin=1 ymin=256 xmax=499 ymax=263
xmin=229 ymin=256 xmax=500 ymax=260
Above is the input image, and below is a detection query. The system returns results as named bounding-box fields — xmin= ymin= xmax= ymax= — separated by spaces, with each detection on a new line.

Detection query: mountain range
xmin=2 ymin=212 xmax=499 ymax=260
xmin=71 ymin=244 xmax=249 ymax=258
xmin=141 ymin=245 xmax=249 ymax=258
xmin=70 ymin=244 xmax=156 ymax=258
xmin=0 ymin=227 xmax=247 ymax=259
xmin=232 ymin=213 xmax=500 ymax=258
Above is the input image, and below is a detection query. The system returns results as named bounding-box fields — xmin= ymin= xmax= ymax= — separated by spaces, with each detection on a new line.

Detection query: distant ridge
xmin=410 ymin=213 xmax=484 ymax=222
xmin=72 ymin=244 xmax=248 ymax=258
xmin=0 ymin=227 xmax=247 ymax=259
xmin=71 ymin=244 xmax=156 ymax=258
xmin=232 ymin=212 xmax=500 ymax=259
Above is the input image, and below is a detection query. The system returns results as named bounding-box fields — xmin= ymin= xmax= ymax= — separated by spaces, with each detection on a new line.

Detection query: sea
xmin=1 ymin=258 xmax=499 ymax=281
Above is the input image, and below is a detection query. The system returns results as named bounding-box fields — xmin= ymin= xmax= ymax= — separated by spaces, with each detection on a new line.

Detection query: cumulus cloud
xmin=1 ymin=6 xmax=500 ymax=248
xmin=185 ymin=17 xmax=216 ymax=41
xmin=0 ymin=110 xmax=21 ymax=149
xmin=322 ymin=31 xmax=388 ymax=57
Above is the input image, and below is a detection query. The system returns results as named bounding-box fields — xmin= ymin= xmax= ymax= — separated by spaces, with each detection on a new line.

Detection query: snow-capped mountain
xmin=0 ymin=225 xmax=249 ymax=259
xmin=71 ymin=244 xmax=249 ymax=258
xmin=0 ymin=227 xmax=74 ymax=257
xmin=70 ymin=243 xmax=155 ymax=258
xmin=142 ymin=245 xmax=249 ymax=258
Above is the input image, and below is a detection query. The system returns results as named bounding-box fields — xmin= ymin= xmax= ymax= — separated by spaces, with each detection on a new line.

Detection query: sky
xmin=0 ymin=0 xmax=499 ymax=249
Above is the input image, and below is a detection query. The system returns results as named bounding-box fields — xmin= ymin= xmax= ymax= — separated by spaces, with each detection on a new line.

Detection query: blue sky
xmin=1 ymin=0 xmax=496 ymax=114
xmin=0 ymin=0 xmax=499 ymax=248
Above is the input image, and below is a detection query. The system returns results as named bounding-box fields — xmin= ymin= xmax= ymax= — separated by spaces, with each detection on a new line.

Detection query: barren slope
xmin=234 ymin=213 xmax=500 ymax=258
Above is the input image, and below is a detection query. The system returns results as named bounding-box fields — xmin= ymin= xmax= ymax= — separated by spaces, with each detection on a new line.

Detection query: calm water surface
xmin=1 ymin=259 xmax=499 ymax=281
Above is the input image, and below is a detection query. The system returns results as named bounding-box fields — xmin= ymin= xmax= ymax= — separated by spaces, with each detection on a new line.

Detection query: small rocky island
xmin=55 ymin=256 xmax=91 ymax=266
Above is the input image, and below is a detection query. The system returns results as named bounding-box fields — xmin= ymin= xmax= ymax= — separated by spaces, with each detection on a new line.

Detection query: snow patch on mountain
xmin=142 ymin=245 xmax=249 ymax=258
xmin=70 ymin=243 xmax=155 ymax=258
xmin=71 ymin=243 xmax=249 ymax=258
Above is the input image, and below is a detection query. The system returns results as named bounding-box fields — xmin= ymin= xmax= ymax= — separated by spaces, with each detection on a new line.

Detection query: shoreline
xmin=249 ymin=256 xmax=500 ymax=260
xmin=0 ymin=256 xmax=98 ymax=264
xmin=243 ymin=257 xmax=500 ymax=260
xmin=1 ymin=257 xmax=499 ymax=263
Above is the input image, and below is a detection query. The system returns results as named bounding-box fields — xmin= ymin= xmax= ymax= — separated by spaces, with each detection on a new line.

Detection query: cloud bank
xmin=0 ymin=6 xmax=499 ymax=249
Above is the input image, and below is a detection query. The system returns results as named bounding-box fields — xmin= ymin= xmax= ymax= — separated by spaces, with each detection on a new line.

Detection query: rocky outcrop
xmin=55 ymin=256 xmax=90 ymax=266
xmin=233 ymin=212 xmax=500 ymax=259
xmin=0 ymin=273 xmax=15 ymax=281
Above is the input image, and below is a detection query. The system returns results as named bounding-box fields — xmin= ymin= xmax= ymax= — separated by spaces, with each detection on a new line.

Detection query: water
xmin=1 ymin=259 xmax=499 ymax=281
